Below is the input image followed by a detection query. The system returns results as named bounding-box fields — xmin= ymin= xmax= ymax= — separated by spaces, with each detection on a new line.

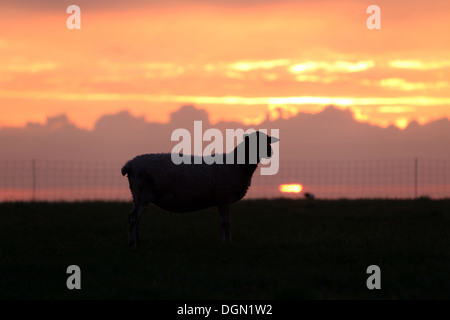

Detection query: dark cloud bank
xmin=1 ymin=105 xmax=449 ymax=162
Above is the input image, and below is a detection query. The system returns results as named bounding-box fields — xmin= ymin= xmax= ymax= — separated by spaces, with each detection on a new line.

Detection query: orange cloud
xmin=289 ymin=60 xmax=375 ymax=74
xmin=379 ymin=78 xmax=448 ymax=91
xmin=0 ymin=1 xmax=449 ymax=131
xmin=389 ymin=60 xmax=450 ymax=70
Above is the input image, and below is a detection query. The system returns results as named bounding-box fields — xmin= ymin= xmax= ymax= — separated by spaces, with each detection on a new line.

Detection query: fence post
xmin=32 ymin=159 xmax=36 ymax=201
xmin=414 ymin=157 xmax=418 ymax=199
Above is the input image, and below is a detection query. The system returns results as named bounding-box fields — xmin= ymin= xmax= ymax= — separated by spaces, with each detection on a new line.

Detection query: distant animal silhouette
xmin=121 ymin=131 xmax=279 ymax=246
xmin=304 ymin=192 xmax=315 ymax=200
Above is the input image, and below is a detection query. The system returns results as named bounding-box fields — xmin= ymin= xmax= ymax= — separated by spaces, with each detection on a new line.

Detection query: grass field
xmin=1 ymin=199 xmax=450 ymax=299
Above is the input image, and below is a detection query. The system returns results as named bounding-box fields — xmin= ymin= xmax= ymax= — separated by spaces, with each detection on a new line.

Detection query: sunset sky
xmin=1 ymin=0 xmax=449 ymax=130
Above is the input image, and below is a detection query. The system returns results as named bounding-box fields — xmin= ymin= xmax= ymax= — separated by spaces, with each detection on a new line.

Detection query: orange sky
xmin=1 ymin=0 xmax=449 ymax=129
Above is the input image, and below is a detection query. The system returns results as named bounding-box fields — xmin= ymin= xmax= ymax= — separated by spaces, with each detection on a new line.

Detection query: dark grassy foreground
xmin=1 ymin=199 xmax=450 ymax=300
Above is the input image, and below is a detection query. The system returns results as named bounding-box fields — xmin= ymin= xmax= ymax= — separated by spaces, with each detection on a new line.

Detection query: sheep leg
xmin=128 ymin=204 xmax=147 ymax=247
xmin=218 ymin=205 xmax=232 ymax=243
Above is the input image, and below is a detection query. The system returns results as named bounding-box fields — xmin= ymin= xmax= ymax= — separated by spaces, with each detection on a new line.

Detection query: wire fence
xmin=1 ymin=158 xmax=450 ymax=202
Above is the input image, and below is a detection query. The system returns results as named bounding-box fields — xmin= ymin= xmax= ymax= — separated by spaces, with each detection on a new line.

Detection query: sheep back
xmin=124 ymin=153 xmax=253 ymax=212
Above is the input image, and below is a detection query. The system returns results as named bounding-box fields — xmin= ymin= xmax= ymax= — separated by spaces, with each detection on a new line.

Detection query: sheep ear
xmin=270 ymin=136 xmax=279 ymax=143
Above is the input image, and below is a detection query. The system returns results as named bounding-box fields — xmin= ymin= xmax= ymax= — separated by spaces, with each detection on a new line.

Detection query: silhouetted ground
xmin=1 ymin=199 xmax=450 ymax=299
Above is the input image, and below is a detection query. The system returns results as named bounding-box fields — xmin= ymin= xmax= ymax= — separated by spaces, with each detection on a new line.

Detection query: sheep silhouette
xmin=122 ymin=131 xmax=279 ymax=246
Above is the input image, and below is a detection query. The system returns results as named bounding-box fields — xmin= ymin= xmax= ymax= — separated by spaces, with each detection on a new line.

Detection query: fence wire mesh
xmin=1 ymin=158 xmax=450 ymax=202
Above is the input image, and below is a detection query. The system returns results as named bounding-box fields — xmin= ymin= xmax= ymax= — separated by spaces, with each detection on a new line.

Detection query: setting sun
xmin=279 ymin=184 xmax=303 ymax=194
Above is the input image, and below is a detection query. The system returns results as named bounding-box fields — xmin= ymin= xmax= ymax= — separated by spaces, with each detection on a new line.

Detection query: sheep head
xmin=242 ymin=131 xmax=279 ymax=163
